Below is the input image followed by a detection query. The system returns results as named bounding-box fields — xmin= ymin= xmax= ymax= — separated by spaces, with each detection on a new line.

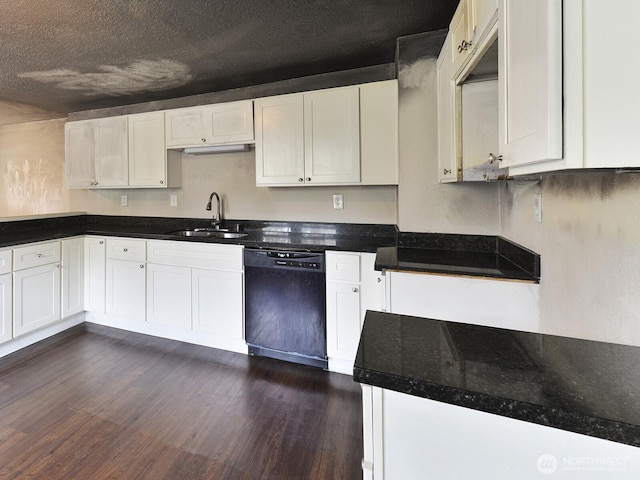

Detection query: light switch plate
xmin=534 ymin=193 xmax=542 ymax=223
xmin=333 ymin=194 xmax=344 ymax=209
xmin=170 ymin=194 xmax=178 ymax=207
xmin=121 ymin=195 xmax=128 ymax=207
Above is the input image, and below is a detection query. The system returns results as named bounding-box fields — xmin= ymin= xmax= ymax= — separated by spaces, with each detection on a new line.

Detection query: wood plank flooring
xmin=0 ymin=324 xmax=363 ymax=479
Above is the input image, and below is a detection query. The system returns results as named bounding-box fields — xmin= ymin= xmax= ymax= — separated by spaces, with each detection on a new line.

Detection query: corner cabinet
xmin=165 ymin=100 xmax=254 ymax=148
xmin=65 ymin=116 xmax=128 ymax=188
xmin=325 ymin=251 xmax=385 ymax=375
xmin=255 ymin=80 xmax=398 ymax=187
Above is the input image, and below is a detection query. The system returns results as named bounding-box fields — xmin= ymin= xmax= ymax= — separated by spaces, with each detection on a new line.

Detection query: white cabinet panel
xmin=147 ymin=240 xmax=242 ymax=271
xmin=13 ymin=241 xmax=60 ymax=271
xmin=65 ymin=121 xmax=96 ymax=188
xmin=499 ymin=0 xmax=562 ymax=168
xmin=106 ymin=238 xmax=146 ymax=262
xmin=61 ymin=237 xmax=84 ymax=318
xmin=165 ymin=100 xmax=254 ymax=148
xmin=147 ymin=263 xmax=192 ymax=328
xmin=360 ymin=80 xmax=398 ymax=185
xmin=388 ymin=271 xmax=540 ymax=333
xmin=437 ymin=33 xmax=457 ymax=183
xmin=0 ymin=249 xmax=11 ymax=275
xmin=304 ymin=87 xmax=360 ymax=184
xmin=326 ymin=251 xmax=361 ymax=283
xmin=255 ymin=93 xmax=305 ymax=185
xmin=84 ymin=237 xmax=106 ymax=313
xmin=0 ymin=273 xmax=12 ymax=344
xmin=106 ymin=259 xmax=146 ymax=321
xmin=192 ymin=268 xmax=243 ymax=338
xmin=13 ymin=263 xmax=61 ymax=337
xmin=326 ymin=281 xmax=361 ymax=359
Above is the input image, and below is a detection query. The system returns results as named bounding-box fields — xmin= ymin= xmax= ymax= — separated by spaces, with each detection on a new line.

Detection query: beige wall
xmin=0 ymin=118 xmax=69 ymax=217
xmin=501 ymin=174 xmax=640 ymax=346
xmin=68 ymin=151 xmax=397 ymax=224
xmin=396 ymin=57 xmax=500 ymax=234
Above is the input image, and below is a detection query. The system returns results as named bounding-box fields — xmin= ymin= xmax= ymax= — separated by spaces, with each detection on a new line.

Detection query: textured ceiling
xmin=0 ymin=0 xmax=457 ymax=122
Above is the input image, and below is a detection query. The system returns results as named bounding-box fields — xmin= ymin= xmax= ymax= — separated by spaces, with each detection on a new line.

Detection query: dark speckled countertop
xmin=0 ymin=214 xmax=397 ymax=253
xmin=354 ymin=311 xmax=640 ymax=447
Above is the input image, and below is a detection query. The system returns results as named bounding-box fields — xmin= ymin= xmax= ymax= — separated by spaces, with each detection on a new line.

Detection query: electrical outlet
xmin=534 ymin=193 xmax=542 ymax=223
xmin=121 ymin=195 xmax=128 ymax=207
xmin=170 ymin=194 xmax=178 ymax=207
xmin=333 ymin=194 xmax=344 ymax=209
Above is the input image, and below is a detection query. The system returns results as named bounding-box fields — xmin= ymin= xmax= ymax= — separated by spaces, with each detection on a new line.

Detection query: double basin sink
xmin=167 ymin=227 xmax=248 ymax=239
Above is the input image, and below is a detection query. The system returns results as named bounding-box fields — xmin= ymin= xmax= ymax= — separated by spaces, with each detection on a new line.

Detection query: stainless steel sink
xmin=168 ymin=229 xmax=248 ymax=239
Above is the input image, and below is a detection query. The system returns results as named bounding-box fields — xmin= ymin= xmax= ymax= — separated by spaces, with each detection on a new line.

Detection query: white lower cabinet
xmin=14 ymin=263 xmax=61 ymax=337
xmin=192 ymin=267 xmax=243 ymax=338
xmin=146 ymin=263 xmax=192 ymax=329
xmin=145 ymin=240 xmax=245 ymax=349
xmin=105 ymin=237 xmax=147 ymax=321
xmin=326 ymin=251 xmax=385 ymax=374
xmin=84 ymin=236 xmax=106 ymax=313
xmin=61 ymin=237 xmax=85 ymax=318
xmin=0 ymin=273 xmax=12 ymax=344
xmin=387 ymin=270 xmax=540 ymax=332
xmin=362 ymin=386 xmax=640 ymax=479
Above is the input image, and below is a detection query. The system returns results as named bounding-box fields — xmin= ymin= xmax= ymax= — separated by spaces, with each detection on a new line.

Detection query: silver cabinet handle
xmin=443 ymin=168 xmax=452 ymax=175
xmin=306 ymin=177 xmax=311 ymax=182
xmin=139 ymin=264 xmax=144 ymax=269
xmin=37 ymin=253 xmax=43 ymax=258
xmin=488 ymin=153 xmax=503 ymax=163
xmin=123 ymin=248 xmax=128 ymax=252
xmin=201 ymin=138 xmax=206 ymax=143
xmin=160 ymin=180 xmax=164 ymax=185
xmin=457 ymin=39 xmax=472 ymax=53
xmin=352 ymin=287 xmax=359 ymax=293
xmin=377 ymin=277 xmax=382 ymax=283
xmin=298 ymin=178 xmax=304 ymax=182
xmin=99 ymin=241 xmax=104 ymax=245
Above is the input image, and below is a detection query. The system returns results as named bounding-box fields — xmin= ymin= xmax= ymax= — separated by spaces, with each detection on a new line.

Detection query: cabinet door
xmin=255 ymin=94 xmax=305 ymax=185
xmin=203 ymin=100 xmax=254 ymax=145
xmin=498 ymin=0 xmax=562 ymax=168
xmin=360 ymin=253 xmax=385 ymax=314
xmin=84 ymin=237 xmax=106 ymax=313
xmin=359 ymin=80 xmax=398 ymax=185
xmin=106 ymin=259 xmax=146 ymax=321
xmin=128 ymin=111 xmax=168 ymax=187
xmin=61 ymin=238 xmax=84 ymax=318
xmin=326 ymin=281 xmax=361 ymax=360
xmin=94 ymin=116 xmax=128 ymax=187
xmin=304 ymin=87 xmax=361 ymax=184
xmin=13 ymin=263 xmax=61 ymax=337
xmin=472 ymin=0 xmax=498 ymax=46
xmin=192 ymin=268 xmax=243 ymax=338
xmin=165 ymin=107 xmax=207 ymax=148
xmin=437 ymin=34 xmax=458 ymax=182
xmin=451 ymin=0 xmax=472 ymax=75
xmin=65 ymin=120 xmax=96 ymax=188
xmin=146 ymin=263 xmax=192 ymax=328
xmin=0 ymin=273 xmax=12 ymax=344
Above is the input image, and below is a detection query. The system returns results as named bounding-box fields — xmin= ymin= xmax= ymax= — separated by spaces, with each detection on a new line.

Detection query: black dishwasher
xmin=244 ymin=248 xmax=327 ymax=369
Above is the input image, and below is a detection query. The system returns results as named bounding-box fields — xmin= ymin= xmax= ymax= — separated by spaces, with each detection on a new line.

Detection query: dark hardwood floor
xmin=0 ymin=324 xmax=363 ymax=479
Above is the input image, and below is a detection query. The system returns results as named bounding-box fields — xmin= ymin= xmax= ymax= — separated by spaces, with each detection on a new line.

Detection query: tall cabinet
xmin=0 ymin=249 xmax=12 ymax=345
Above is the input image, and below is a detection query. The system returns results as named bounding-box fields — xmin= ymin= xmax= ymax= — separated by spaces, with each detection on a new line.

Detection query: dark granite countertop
xmin=375 ymin=232 xmax=540 ymax=282
xmin=354 ymin=311 xmax=640 ymax=447
xmin=0 ymin=214 xmax=397 ymax=253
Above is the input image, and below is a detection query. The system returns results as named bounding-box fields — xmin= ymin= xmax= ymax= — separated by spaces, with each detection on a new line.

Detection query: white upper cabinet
xmin=304 ymin=87 xmax=361 ymax=184
xmin=255 ymin=81 xmax=398 ymax=187
xmin=498 ymin=0 xmax=562 ymax=169
xmin=450 ymin=0 xmax=473 ymax=75
xmin=437 ymin=33 xmax=457 ymax=183
xmin=255 ymin=93 xmax=306 ymax=185
xmin=128 ymin=111 xmax=181 ymax=188
xmin=471 ymin=0 xmax=499 ymax=46
xmin=65 ymin=116 xmax=128 ymax=188
xmin=165 ymin=100 xmax=254 ymax=148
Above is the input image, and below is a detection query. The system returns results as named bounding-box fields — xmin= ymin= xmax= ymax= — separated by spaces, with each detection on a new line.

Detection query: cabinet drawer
xmin=147 ymin=240 xmax=243 ymax=271
xmin=106 ymin=238 xmax=146 ymax=261
xmin=13 ymin=241 xmax=61 ymax=271
xmin=0 ymin=249 xmax=11 ymax=274
xmin=325 ymin=251 xmax=361 ymax=283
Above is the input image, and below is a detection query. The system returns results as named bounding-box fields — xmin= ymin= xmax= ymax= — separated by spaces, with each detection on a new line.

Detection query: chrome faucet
xmin=205 ymin=192 xmax=222 ymax=228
